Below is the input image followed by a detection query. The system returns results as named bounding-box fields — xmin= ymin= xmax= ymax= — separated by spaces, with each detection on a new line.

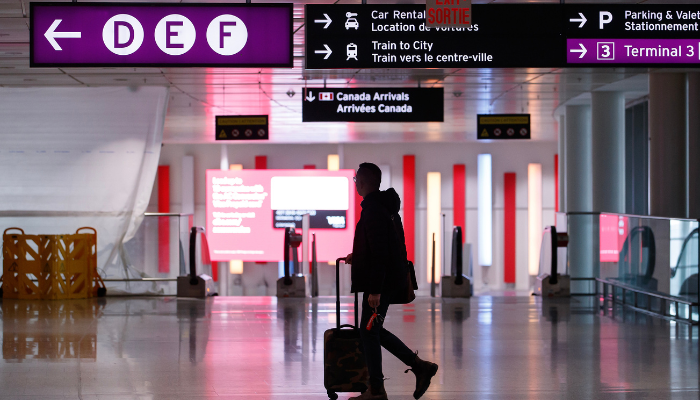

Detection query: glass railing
xmin=567 ymin=212 xmax=699 ymax=301
xmin=114 ymin=213 xmax=194 ymax=295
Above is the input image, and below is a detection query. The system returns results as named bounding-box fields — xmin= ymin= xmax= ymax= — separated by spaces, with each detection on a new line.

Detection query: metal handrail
xmin=567 ymin=211 xmax=699 ymax=223
xmin=596 ymin=277 xmax=698 ymax=324
xmin=596 ymin=278 xmax=695 ymax=305
xmin=144 ymin=213 xmax=193 ymax=217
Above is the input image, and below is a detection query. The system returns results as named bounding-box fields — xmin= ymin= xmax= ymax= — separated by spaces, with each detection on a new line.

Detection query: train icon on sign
xmin=347 ymin=43 xmax=358 ymax=60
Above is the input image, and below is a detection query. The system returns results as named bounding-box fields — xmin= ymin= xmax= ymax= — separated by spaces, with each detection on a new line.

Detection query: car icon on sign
xmin=347 ymin=43 xmax=358 ymax=60
xmin=345 ymin=17 xmax=359 ymax=30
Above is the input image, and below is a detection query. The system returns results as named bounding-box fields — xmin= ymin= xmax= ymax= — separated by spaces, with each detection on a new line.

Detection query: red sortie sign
xmin=426 ymin=0 xmax=471 ymax=27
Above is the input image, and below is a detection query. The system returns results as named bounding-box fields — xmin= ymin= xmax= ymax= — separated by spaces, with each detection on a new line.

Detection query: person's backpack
xmin=387 ymin=211 xmax=418 ymax=304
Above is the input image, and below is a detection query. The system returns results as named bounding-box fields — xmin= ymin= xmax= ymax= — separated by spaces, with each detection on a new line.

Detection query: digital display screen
xmin=206 ymin=169 xmax=355 ymax=262
xmin=600 ymin=213 xmax=629 ymax=262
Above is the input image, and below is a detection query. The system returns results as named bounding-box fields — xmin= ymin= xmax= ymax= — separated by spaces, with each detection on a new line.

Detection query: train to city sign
xmin=30 ymin=3 xmax=293 ymax=67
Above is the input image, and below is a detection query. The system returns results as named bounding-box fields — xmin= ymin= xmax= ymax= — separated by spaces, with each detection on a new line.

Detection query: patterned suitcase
xmin=323 ymin=258 xmax=369 ymax=400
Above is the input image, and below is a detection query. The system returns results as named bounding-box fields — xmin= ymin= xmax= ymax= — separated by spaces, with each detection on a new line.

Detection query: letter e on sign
xmin=155 ymin=14 xmax=196 ymax=55
xmin=207 ymin=14 xmax=248 ymax=56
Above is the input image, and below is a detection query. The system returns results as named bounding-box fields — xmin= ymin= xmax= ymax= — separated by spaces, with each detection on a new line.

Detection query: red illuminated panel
xmin=554 ymin=154 xmax=559 ymax=213
xmin=158 ymin=165 xmax=170 ymax=273
xmin=504 ymin=173 xmax=516 ymax=284
xmin=206 ymin=169 xmax=355 ymax=262
xmin=403 ymin=156 xmax=415 ymax=263
xmin=453 ymin=165 xmax=466 ymax=243
xmin=600 ymin=213 xmax=629 ymax=262
xmin=255 ymin=156 xmax=267 ymax=170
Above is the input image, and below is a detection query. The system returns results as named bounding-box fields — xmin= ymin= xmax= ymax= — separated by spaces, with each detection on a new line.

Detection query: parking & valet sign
xmin=302 ymin=88 xmax=443 ymax=122
xmin=30 ymin=3 xmax=292 ymax=67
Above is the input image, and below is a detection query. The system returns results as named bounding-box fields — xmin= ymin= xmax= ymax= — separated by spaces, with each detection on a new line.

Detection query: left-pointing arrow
xmin=45 ymin=19 xmax=81 ymax=51
xmin=314 ymin=45 xmax=332 ymax=60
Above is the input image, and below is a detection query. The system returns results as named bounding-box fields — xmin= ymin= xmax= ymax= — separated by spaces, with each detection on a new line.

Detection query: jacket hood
xmin=377 ymin=188 xmax=401 ymax=214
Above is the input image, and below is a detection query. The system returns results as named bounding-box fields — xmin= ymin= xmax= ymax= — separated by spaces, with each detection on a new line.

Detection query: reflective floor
xmin=0 ymin=295 xmax=697 ymax=399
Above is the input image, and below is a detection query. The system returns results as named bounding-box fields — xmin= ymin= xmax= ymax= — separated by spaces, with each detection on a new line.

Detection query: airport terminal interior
xmin=1 ymin=0 xmax=700 ymax=398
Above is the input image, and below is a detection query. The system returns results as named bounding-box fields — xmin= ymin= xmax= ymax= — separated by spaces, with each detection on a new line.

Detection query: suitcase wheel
xmin=327 ymin=390 xmax=338 ymax=400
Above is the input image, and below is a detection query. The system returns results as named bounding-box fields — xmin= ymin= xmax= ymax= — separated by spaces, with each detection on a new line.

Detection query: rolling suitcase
xmin=324 ymin=257 xmax=369 ymax=400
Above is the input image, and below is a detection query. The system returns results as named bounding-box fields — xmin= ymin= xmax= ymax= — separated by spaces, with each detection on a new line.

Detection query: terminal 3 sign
xmin=30 ymin=3 xmax=292 ymax=67
xmin=306 ymin=4 xmax=700 ymax=69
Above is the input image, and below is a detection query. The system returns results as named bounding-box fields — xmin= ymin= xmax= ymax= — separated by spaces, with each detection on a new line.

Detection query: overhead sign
xmin=477 ymin=114 xmax=531 ymax=140
xmin=565 ymin=4 xmax=700 ymax=66
xmin=216 ymin=115 xmax=269 ymax=140
xmin=302 ymin=88 xmax=444 ymax=122
xmin=425 ymin=0 xmax=471 ymax=28
xmin=305 ymin=4 xmax=563 ymax=69
xmin=30 ymin=3 xmax=292 ymax=67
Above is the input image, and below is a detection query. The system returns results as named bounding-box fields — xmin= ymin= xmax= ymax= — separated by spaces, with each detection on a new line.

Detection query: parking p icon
xmin=207 ymin=15 xmax=248 ymax=56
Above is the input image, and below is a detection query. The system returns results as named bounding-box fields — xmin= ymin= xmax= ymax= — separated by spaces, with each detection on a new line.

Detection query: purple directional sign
xmin=30 ymin=3 xmax=293 ymax=67
xmin=567 ymin=38 xmax=700 ymax=65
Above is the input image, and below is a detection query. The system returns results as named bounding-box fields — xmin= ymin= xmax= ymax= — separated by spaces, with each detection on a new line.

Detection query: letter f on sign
xmin=599 ymin=11 xmax=612 ymax=29
xmin=220 ymin=21 xmax=236 ymax=48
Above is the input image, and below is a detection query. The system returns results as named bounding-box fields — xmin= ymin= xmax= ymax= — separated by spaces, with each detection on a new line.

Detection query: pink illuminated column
xmin=403 ymin=155 xmax=415 ymax=263
xmin=157 ymin=165 xmax=170 ymax=273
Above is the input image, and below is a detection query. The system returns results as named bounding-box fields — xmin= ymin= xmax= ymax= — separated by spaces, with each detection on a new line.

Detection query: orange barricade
xmin=2 ymin=227 xmax=106 ymax=300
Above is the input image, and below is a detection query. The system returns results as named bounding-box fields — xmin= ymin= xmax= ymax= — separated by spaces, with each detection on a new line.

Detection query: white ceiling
xmin=0 ymin=0 xmax=692 ymax=143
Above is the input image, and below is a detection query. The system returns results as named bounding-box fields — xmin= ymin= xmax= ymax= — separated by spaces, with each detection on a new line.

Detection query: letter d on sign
xmin=114 ymin=22 xmax=134 ymax=48
xmin=103 ymin=14 xmax=144 ymax=55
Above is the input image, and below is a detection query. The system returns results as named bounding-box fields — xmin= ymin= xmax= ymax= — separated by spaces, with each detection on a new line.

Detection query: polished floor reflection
xmin=0 ymin=296 xmax=697 ymax=399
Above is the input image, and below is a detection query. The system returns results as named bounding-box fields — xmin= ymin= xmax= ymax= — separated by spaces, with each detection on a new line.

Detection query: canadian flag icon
xmin=319 ymin=92 xmax=334 ymax=101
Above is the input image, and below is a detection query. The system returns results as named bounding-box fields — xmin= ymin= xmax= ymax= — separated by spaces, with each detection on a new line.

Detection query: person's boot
xmin=348 ymin=382 xmax=388 ymax=400
xmin=405 ymin=354 xmax=438 ymax=399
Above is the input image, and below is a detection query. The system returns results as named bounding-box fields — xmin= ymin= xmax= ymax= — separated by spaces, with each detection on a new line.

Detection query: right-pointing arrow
xmin=570 ymin=43 xmax=587 ymax=59
xmin=569 ymin=13 xmax=587 ymax=28
xmin=314 ymin=13 xmax=332 ymax=29
xmin=314 ymin=44 xmax=332 ymax=60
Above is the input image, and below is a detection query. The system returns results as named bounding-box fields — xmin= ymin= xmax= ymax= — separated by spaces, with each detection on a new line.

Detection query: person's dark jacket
xmin=351 ymin=188 xmax=404 ymax=295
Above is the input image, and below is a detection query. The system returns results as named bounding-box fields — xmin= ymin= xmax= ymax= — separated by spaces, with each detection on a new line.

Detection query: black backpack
xmin=386 ymin=211 xmax=418 ymax=304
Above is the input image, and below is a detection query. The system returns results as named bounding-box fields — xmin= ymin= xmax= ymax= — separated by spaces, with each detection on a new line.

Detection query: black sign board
xmin=302 ymin=88 xmax=443 ymax=122
xmin=564 ymin=4 xmax=700 ymax=67
xmin=305 ymin=4 xmax=563 ymax=69
xmin=477 ymin=114 xmax=530 ymax=140
xmin=307 ymin=4 xmax=700 ymax=69
xmin=215 ymin=115 xmax=269 ymax=141
xmin=273 ymin=210 xmax=346 ymax=229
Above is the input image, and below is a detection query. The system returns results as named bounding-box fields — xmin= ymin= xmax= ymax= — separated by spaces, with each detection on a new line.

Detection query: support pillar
xmin=688 ymin=73 xmax=700 ymax=219
xmin=558 ymin=115 xmax=566 ymax=213
xmin=649 ymin=73 xmax=687 ymax=218
xmin=565 ymin=105 xmax=595 ymax=293
xmin=591 ymin=91 xmax=625 ymax=213
xmin=565 ymin=105 xmax=592 ymax=213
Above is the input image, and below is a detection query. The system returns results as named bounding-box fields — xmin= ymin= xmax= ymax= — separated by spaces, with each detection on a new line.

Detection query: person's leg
xmin=359 ymin=292 xmax=384 ymax=388
xmin=379 ymin=327 xmax=417 ymax=366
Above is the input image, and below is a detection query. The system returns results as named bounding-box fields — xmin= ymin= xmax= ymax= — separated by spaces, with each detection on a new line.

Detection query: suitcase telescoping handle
xmin=335 ymin=257 xmax=359 ymax=330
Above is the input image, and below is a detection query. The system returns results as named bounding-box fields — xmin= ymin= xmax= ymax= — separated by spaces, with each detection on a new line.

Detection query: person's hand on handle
xmin=368 ymin=293 xmax=381 ymax=308
xmin=346 ymin=253 xmax=353 ymax=265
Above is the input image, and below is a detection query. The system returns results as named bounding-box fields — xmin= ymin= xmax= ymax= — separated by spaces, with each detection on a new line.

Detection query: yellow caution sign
xmin=480 ymin=129 xmax=489 ymax=137
xmin=219 ymin=130 xmax=227 ymax=138
xmin=479 ymin=115 xmax=529 ymax=125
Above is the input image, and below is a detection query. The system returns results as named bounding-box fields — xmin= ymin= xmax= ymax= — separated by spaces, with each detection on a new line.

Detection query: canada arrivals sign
xmin=302 ymin=87 xmax=444 ymax=122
